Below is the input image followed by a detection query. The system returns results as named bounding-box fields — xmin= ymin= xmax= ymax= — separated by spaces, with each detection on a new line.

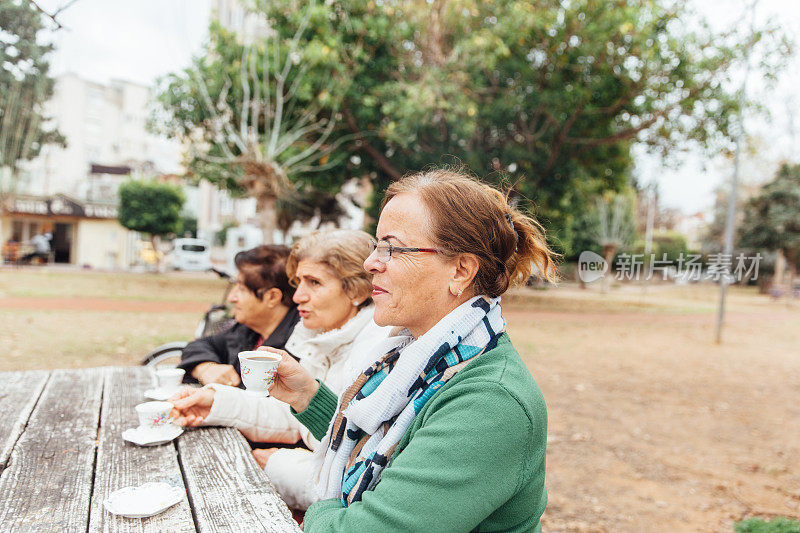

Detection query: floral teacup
xmin=135 ymin=401 xmax=174 ymax=431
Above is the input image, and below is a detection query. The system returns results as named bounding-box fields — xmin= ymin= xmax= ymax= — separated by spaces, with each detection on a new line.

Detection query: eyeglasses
xmin=369 ymin=239 xmax=441 ymax=263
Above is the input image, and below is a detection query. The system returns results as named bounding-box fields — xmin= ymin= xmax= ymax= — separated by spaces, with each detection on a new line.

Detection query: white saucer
xmin=144 ymin=387 xmax=180 ymax=401
xmin=103 ymin=481 xmax=185 ymax=518
xmin=122 ymin=425 xmax=184 ymax=447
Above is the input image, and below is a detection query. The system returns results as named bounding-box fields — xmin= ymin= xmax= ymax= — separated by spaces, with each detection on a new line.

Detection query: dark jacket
xmin=178 ymin=307 xmax=300 ymax=384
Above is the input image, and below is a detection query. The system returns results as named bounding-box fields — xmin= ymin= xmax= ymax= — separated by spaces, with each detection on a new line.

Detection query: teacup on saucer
xmin=153 ymin=367 xmax=185 ymax=391
xmin=135 ymin=401 xmax=174 ymax=430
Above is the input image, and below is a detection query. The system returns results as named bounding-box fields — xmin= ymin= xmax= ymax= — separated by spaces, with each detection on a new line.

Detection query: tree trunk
xmin=150 ymin=234 xmax=162 ymax=273
xmin=0 ymin=169 xmax=14 ymax=242
xmin=774 ymin=249 xmax=786 ymax=288
xmin=256 ymin=195 xmax=278 ymax=244
xmin=601 ymin=244 xmax=618 ymax=294
xmin=577 ymin=267 xmax=586 ymax=289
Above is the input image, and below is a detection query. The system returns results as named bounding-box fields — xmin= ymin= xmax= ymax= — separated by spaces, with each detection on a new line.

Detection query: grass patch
xmin=735 ymin=518 xmax=800 ymax=533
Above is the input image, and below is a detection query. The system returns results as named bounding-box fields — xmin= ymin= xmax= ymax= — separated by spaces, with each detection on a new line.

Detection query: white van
xmin=168 ymin=238 xmax=212 ymax=271
xmin=225 ymin=224 xmax=264 ymax=276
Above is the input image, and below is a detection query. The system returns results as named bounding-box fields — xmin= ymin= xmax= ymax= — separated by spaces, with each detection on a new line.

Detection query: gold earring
xmin=457 ymin=288 xmax=464 ymax=297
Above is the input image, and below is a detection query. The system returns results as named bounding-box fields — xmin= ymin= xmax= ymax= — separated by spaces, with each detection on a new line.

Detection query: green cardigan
xmin=293 ymin=332 xmax=548 ymax=532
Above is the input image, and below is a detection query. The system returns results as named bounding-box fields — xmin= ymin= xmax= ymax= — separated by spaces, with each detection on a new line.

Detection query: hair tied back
xmin=505 ymin=213 xmax=518 ymax=251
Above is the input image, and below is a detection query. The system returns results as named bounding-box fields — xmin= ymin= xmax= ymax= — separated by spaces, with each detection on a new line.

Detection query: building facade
xmin=20 ymin=73 xmax=181 ymax=199
xmin=2 ymin=73 xmax=183 ymax=269
xmin=1 ymin=193 xmax=136 ymax=268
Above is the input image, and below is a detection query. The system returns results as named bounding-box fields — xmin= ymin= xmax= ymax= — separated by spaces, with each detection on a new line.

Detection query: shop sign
xmin=9 ymin=195 xmax=118 ymax=219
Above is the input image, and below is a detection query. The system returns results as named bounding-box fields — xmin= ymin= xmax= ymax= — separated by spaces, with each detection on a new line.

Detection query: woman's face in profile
xmin=228 ymin=271 xmax=272 ymax=329
xmin=364 ymin=192 xmax=456 ymax=338
xmin=292 ymin=259 xmax=357 ymax=332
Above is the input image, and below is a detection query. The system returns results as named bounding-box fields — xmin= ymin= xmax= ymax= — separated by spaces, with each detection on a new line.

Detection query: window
xmin=181 ymin=244 xmax=206 ymax=252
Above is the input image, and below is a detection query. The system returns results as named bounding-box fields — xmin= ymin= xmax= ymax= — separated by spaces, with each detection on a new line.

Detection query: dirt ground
xmin=0 ymin=268 xmax=221 ymax=370
xmin=1 ymin=268 xmax=799 ymax=531
xmin=505 ymin=286 xmax=800 ymax=532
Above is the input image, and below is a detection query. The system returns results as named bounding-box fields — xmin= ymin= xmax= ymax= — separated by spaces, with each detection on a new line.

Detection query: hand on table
xmin=169 ymin=387 xmax=216 ymax=426
xmin=252 ymin=448 xmax=280 ymax=469
xmin=193 ymin=362 xmax=241 ymax=387
xmin=257 ymin=347 xmax=319 ymax=412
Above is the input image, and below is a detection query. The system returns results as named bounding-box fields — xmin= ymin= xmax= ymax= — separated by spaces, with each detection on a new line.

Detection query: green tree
xmin=739 ymin=163 xmax=800 ymax=289
xmin=0 ymin=0 xmax=64 ymax=195
xmin=156 ymin=0 xmax=785 ymax=251
xmin=118 ymin=180 xmax=185 ymax=268
xmin=264 ymin=0 xmax=784 ymax=253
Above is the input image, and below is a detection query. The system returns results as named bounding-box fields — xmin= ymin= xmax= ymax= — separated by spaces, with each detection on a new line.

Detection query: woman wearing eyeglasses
xmin=262 ymin=169 xmax=558 ymax=531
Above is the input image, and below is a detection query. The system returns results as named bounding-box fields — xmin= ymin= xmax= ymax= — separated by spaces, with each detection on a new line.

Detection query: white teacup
xmin=154 ymin=367 xmax=185 ymax=392
xmin=135 ymin=401 xmax=174 ymax=431
xmin=238 ymin=351 xmax=281 ymax=397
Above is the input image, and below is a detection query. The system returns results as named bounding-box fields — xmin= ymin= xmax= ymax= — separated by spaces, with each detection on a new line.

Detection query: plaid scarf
xmin=315 ymin=296 xmax=505 ymax=505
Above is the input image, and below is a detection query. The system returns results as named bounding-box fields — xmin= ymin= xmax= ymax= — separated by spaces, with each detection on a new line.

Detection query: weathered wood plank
xmin=88 ymin=366 xmax=195 ymax=533
xmin=0 ymin=368 xmax=104 ymax=532
xmin=0 ymin=370 xmax=49 ymax=474
xmin=178 ymin=427 xmax=300 ymax=532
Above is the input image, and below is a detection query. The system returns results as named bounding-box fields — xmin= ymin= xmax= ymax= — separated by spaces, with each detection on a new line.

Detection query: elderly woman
xmin=178 ymin=244 xmax=299 ymax=386
xmin=261 ymin=169 xmax=557 ymax=531
xmin=171 ymin=229 xmax=391 ymax=510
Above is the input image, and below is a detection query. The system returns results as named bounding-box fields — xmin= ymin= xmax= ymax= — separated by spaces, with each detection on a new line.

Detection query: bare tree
xmin=184 ymin=5 xmax=354 ymax=242
xmin=593 ymin=193 xmax=634 ymax=293
xmin=27 ymin=0 xmax=79 ymax=30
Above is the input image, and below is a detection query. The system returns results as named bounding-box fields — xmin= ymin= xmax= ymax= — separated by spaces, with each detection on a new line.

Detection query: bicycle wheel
xmin=141 ymin=341 xmax=188 ymax=368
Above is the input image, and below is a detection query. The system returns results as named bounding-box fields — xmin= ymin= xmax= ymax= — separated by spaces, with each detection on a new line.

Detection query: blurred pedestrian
xmin=20 ymin=233 xmax=51 ymax=264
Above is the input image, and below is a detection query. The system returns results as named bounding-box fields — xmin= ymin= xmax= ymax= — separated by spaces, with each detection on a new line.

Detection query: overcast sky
xmin=40 ymin=0 xmax=211 ymax=85
xmin=36 ymin=0 xmax=800 ymax=215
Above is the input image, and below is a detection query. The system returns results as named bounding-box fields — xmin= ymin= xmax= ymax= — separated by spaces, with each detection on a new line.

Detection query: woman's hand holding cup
xmin=169 ymin=387 xmax=216 ymax=427
xmin=256 ymin=346 xmax=319 ymax=413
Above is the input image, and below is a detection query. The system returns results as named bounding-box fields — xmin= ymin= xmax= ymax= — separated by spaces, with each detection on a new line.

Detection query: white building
xmin=20 ymin=72 xmax=182 ymax=199
xmin=212 ymin=0 xmax=271 ymax=43
xmin=196 ymin=180 xmax=257 ymax=245
xmin=2 ymin=73 xmax=184 ymax=269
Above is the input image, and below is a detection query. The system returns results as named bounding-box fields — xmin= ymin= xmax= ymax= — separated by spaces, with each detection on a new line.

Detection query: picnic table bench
xmin=0 ymin=366 xmax=301 ymax=532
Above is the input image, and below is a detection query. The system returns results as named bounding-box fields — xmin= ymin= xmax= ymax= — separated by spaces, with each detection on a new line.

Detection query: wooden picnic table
xmin=0 ymin=366 xmax=301 ymax=532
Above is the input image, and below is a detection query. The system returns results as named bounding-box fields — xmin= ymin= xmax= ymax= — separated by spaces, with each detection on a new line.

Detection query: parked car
xmin=168 ymin=238 xmax=212 ymax=271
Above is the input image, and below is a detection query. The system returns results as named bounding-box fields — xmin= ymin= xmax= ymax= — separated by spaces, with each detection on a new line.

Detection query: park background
xmin=1 ymin=1 xmax=799 ymax=531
